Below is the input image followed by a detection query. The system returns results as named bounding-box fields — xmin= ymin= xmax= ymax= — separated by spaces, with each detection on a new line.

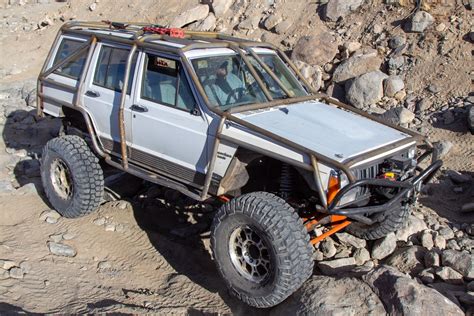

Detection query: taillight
xmin=327 ymin=171 xmax=341 ymax=204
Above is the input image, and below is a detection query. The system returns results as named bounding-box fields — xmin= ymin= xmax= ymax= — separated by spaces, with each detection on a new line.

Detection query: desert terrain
xmin=0 ymin=0 xmax=473 ymax=314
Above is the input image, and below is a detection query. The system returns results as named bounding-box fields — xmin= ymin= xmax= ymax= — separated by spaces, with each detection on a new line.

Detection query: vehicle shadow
xmin=2 ymin=108 xmax=61 ymax=200
xmin=419 ymin=171 xmax=474 ymax=224
xmin=129 ymin=185 xmax=268 ymax=315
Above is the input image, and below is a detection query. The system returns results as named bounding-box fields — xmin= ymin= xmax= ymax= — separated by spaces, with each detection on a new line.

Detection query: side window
xmin=141 ymin=54 xmax=195 ymax=112
xmin=53 ymin=38 xmax=87 ymax=80
xmin=93 ymin=46 xmax=137 ymax=94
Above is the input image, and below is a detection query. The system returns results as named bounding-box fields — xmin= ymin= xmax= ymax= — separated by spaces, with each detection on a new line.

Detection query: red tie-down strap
xmin=142 ymin=27 xmax=185 ymax=38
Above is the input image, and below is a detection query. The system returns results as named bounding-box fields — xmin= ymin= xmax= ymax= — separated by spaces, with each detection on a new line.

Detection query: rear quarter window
xmin=53 ymin=38 xmax=87 ymax=80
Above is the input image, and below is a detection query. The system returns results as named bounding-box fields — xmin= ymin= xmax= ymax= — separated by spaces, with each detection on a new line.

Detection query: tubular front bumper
xmin=327 ymin=159 xmax=443 ymax=217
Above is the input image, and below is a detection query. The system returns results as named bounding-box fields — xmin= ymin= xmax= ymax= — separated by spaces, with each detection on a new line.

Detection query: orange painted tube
xmin=310 ymin=221 xmax=351 ymax=245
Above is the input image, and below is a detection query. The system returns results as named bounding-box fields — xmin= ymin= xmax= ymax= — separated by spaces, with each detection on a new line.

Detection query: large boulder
xmin=211 ymin=0 xmax=234 ymax=16
xmin=170 ymin=5 xmax=210 ymax=28
xmin=346 ymin=71 xmax=388 ymax=109
xmin=379 ymin=107 xmax=416 ymax=125
xmin=324 ymin=0 xmax=365 ymax=21
xmin=292 ymin=33 xmax=339 ymax=66
xmin=271 ymin=275 xmax=386 ymax=315
xmin=371 ymin=232 xmax=397 ymax=260
xmin=385 ymin=246 xmax=427 ymax=275
xmin=364 ymin=265 xmax=464 ymax=315
xmin=441 ymin=249 xmax=473 ymax=277
xmin=395 ymin=215 xmax=428 ymax=241
xmin=332 ymin=50 xmax=383 ymax=83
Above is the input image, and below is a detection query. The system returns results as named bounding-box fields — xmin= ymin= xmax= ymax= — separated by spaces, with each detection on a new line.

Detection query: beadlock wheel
xmin=229 ymin=225 xmax=272 ymax=283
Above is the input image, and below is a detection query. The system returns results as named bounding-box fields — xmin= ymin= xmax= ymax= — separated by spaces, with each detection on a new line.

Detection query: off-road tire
xmin=41 ymin=135 xmax=104 ymax=218
xmin=345 ymin=203 xmax=411 ymax=240
xmin=211 ymin=192 xmax=314 ymax=308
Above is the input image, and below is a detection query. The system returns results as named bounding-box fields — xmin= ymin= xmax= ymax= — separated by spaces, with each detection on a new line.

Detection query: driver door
xmin=129 ymin=52 xmax=211 ymax=186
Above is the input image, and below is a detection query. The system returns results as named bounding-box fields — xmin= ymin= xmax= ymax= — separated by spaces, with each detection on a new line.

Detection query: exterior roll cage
xmin=37 ymin=21 xmax=433 ymax=214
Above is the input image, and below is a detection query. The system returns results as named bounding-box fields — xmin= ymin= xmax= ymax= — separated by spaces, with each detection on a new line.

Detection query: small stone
xmin=435 ymin=266 xmax=464 ymax=285
xmin=2 ymin=260 xmax=17 ymax=270
xmin=438 ymin=227 xmax=455 ymax=240
xmin=354 ymin=247 xmax=370 ymax=265
xmin=8 ymin=267 xmax=24 ymax=279
xmin=446 ymin=239 xmax=460 ymax=250
xmin=408 ymin=11 xmax=434 ymax=33
xmin=89 ymin=3 xmax=96 ymax=11
xmin=434 ymin=235 xmax=447 ymax=249
xmin=421 ymin=230 xmax=434 ymax=250
xmin=39 ymin=210 xmax=61 ymax=222
xmin=371 ymin=233 xmax=397 ymax=260
xmin=320 ymin=238 xmax=337 ymax=258
xmin=433 ymin=141 xmax=453 ymax=159
xmin=419 ymin=268 xmax=435 ymax=284
xmin=336 ymin=232 xmax=366 ymax=249
xmin=416 ymin=99 xmax=433 ymax=112
xmin=384 ymin=75 xmax=405 ymax=97
xmin=388 ymin=35 xmax=406 ymax=49
xmin=313 ymin=250 xmax=324 ymax=261
xmin=105 ymin=223 xmax=116 ymax=232
xmin=45 ymin=216 xmax=58 ymax=224
xmin=98 ymin=261 xmax=111 ymax=270
xmin=48 ymin=242 xmax=76 ymax=257
xmin=424 ymin=250 xmax=440 ymax=267
xmin=324 ymin=0 xmax=364 ymax=21
xmin=93 ymin=217 xmax=106 ymax=226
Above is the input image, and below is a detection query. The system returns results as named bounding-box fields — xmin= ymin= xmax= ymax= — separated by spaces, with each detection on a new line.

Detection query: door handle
xmin=85 ymin=90 xmax=100 ymax=98
xmin=130 ymin=104 xmax=148 ymax=113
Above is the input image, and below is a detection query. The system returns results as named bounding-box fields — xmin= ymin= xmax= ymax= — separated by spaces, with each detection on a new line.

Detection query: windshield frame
xmin=187 ymin=50 xmax=309 ymax=112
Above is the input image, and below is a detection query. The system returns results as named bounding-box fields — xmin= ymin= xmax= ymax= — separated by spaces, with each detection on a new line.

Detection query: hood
xmin=235 ymin=101 xmax=412 ymax=162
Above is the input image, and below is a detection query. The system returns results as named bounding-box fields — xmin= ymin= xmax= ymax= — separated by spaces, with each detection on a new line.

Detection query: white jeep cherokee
xmin=37 ymin=21 xmax=442 ymax=308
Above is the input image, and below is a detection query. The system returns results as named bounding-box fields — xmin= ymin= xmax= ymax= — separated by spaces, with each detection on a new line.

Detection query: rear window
xmin=93 ymin=45 xmax=137 ymax=94
xmin=53 ymin=38 xmax=87 ymax=80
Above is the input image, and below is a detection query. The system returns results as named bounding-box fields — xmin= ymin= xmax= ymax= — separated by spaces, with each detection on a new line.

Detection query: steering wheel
xmin=225 ymin=87 xmax=245 ymax=105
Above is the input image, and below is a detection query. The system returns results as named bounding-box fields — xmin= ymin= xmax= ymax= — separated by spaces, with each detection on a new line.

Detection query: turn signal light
xmin=327 ymin=171 xmax=341 ymax=204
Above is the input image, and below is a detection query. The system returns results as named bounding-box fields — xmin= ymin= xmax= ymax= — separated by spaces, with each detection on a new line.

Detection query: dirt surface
xmin=0 ymin=0 xmax=473 ymax=314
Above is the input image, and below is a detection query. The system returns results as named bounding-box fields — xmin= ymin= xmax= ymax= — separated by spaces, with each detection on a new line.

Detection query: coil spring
xmin=280 ymin=163 xmax=293 ymax=200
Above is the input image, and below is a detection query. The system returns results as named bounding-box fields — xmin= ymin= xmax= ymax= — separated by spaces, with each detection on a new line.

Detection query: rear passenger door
xmin=83 ymin=42 xmax=138 ymax=153
xmin=130 ymin=52 xmax=210 ymax=186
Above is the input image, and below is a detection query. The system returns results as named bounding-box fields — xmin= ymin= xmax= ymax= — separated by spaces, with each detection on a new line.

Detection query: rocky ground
xmin=0 ymin=0 xmax=473 ymax=314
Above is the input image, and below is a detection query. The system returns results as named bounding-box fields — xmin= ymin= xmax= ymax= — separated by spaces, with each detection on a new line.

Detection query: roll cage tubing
xmin=37 ymin=21 xmax=433 ymax=213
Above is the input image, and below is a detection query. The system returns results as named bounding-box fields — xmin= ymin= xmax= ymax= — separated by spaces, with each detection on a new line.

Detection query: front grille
xmin=355 ymin=164 xmax=379 ymax=180
xmin=354 ymin=164 xmax=380 ymax=197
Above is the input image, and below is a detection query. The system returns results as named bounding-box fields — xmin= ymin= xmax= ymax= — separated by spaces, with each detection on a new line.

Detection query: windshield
xmin=191 ymin=53 xmax=307 ymax=110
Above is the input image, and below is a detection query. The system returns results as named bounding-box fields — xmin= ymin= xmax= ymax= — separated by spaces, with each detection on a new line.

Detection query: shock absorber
xmin=280 ymin=163 xmax=293 ymax=200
